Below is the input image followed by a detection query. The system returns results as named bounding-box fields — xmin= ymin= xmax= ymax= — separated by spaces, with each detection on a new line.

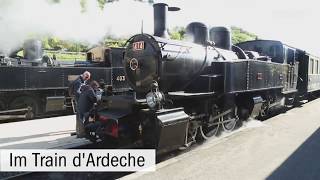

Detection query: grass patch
xmin=45 ymin=51 xmax=86 ymax=62
xmin=16 ymin=50 xmax=86 ymax=62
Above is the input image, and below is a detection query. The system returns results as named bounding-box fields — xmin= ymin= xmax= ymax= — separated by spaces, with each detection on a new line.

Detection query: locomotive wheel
xmin=259 ymin=103 xmax=269 ymax=119
xmin=9 ymin=96 xmax=39 ymax=119
xmin=25 ymin=110 xmax=35 ymax=120
xmin=198 ymin=121 xmax=220 ymax=140
xmin=221 ymin=110 xmax=238 ymax=132
xmin=198 ymin=116 xmax=220 ymax=140
xmin=197 ymin=105 xmax=221 ymax=140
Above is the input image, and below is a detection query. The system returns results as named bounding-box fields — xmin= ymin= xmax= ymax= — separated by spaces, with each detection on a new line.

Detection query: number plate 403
xmin=116 ymin=76 xmax=126 ymax=81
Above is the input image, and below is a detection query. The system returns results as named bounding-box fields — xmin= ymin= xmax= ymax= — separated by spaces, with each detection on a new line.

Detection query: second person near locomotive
xmin=78 ymin=80 xmax=101 ymax=141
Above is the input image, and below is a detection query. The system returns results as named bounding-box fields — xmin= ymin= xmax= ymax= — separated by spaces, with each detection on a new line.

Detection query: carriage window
xmin=312 ymin=59 xmax=314 ymax=74
xmin=310 ymin=59 xmax=314 ymax=74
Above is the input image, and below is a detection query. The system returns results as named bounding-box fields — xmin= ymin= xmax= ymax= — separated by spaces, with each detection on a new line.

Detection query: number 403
xmin=116 ymin=76 xmax=126 ymax=81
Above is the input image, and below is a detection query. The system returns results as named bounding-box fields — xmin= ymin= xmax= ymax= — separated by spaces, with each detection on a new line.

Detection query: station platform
xmin=0 ymin=115 xmax=91 ymax=149
xmin=122 ymin=99 xmax=320 ymax=180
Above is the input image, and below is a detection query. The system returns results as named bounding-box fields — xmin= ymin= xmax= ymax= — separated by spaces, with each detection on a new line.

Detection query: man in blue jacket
xmin=73 ymin=71 xmax=91 ymax=102
xmin=72 ymin=71 xmax=91 ymax=138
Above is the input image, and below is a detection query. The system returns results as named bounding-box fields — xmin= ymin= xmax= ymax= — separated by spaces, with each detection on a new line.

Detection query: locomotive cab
xmin=237 ymin=40 xmax=290 ymax=63
xmin=237 ymin=40 xmax=300 ymax=99
xmin=82 ymin=46 xmax=125 ymax=67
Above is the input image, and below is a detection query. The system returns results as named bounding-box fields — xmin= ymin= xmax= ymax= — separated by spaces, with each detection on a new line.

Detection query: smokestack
xmin=23 ymin=39 xmax=43 ymax=61
xmin=153 ymin=3 xmax=180 ymax=38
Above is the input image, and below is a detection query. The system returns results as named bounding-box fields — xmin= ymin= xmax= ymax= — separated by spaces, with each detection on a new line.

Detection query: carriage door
xmin=285 ymin=47 xmax=297 ymax=90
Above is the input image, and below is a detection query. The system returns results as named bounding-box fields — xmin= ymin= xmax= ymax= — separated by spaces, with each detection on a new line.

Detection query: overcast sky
xmin=164 ymin=0 xmax=320 ymax=55
xmin=1 ymin=0 xmax=319 ymax=56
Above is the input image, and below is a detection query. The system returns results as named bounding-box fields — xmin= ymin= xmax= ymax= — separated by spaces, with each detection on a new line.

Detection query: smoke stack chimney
xmin=23 ymin=39 xmax=43 ymax=61
xmin=153 ymin=3 xmax=180 ymax=38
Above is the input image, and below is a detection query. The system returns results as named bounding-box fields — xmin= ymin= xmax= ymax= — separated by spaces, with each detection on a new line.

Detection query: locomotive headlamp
xmin=146 ymin=81 xmax=164 ymax=109
xmin=146 ymin=92 xmax=163 ymax=109
xmin=146 ymin=91 xmax=164 ymax=109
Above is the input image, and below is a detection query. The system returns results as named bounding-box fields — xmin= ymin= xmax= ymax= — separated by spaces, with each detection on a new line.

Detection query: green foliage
xmin=47 ymin=0 xmax=60 ymax=4
xmin=39 ymin=26 xmax=257 ymax=52
xmin=47 ymin=0 xmax=153 ymax=11
xmin=168 ymin=26 xmax=257 ymax=44
xmin=170 ymin=27 xmax=186 ymax=40
xmin=45 ymin=51 xmax=86 ymax=61
xmin=103 ymin=37 xmax=127 ymax=47
xmin=80 ymin=0 xmax=87 ymax=12
xmin=97 ymin=0 xmax=107 ymax=10
xmin=41 ymin=37 xmax=89 ymax=52
xmin=231 ymin=26 xmax=257 ymax=44
xmin=16 ymin=49 xmax=86 ymax=62
xmin=97 ymin=0 xmax=121 ymax=9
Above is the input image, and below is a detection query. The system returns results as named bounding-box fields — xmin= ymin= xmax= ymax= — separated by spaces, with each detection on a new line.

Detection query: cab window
xmin=286 ymin=48 xmax=295 ymax=64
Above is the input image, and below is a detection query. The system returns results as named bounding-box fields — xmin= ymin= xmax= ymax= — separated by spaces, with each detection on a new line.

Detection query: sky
xmin=166 ymin=0 xmax=320 ymax=55
xmin=0 ymin=0 xmax=319 ymax=56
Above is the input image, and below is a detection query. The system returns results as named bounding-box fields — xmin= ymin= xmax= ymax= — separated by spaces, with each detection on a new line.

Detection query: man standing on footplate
xmin=71 ymin=71 xmax=91 ymax=138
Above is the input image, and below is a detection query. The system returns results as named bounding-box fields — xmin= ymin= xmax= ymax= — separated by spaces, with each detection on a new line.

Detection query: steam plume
xmin=0 ymin=0 xmax=154 ymax=54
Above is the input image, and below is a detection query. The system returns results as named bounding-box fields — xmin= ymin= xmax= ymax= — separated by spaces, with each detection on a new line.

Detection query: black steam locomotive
xmin=0 ymin=40 xmax=129 ymax=120
xmin=91 ymin=3 xmax=320 ymax=154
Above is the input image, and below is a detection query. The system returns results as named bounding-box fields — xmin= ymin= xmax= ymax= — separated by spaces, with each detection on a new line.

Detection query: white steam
xmin=0 ymin=0 xmax=154 ymax=54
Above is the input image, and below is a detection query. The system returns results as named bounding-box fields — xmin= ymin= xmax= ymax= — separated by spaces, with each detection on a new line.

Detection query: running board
xmin=0 ymin=107 xmax=30 ymax=114
xmin=168 ymin=91 xmax=215 ymax=98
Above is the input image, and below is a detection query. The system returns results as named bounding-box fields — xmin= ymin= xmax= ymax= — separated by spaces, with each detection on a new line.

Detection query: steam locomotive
xmin=91 ymin=3 xmax=320 ymax=154
xmin=0 ymin=40 xmax=129 ymax=120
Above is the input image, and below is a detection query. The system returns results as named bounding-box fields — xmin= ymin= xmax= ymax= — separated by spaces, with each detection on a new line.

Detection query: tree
xmin=48 ymin=0 xmax=60 ymax=4
xmin=168 ymin=26 xmax=257 ymax=44
xmin=231 ymin=26 xmax=257 ymax=44
xmin=97 ymin=0 xmax=107 ymax=10
xmin=96 ymin=0 xmax=151 ymax=10
xmin=103 ymin=35 xmax=126 ymax=47
xmin=170 ymin=27 xmax=186 ymax=40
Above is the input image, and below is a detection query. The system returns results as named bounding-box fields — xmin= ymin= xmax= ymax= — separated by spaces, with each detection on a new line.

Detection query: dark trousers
xmin=75 ymin=100 xmax=86 ymax=138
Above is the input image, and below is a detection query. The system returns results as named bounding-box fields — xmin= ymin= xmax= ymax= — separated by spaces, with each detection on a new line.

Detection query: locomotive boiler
xmin=95 ymin=3 xmax=302 ymax=154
